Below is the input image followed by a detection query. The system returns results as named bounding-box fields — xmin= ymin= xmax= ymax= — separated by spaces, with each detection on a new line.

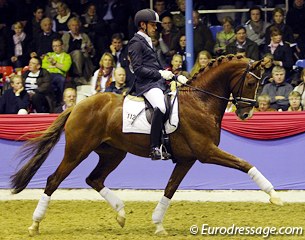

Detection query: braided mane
xmin=189 ymin=54 xmax=247 ymax=83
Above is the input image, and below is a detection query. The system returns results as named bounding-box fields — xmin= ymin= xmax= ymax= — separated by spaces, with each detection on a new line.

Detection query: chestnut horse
xmin=11 ymin=56 xmax=283 ymax=236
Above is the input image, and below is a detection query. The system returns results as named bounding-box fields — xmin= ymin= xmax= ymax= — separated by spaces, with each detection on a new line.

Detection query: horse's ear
xmin=250 ymin=60 xmax=262 ymax=70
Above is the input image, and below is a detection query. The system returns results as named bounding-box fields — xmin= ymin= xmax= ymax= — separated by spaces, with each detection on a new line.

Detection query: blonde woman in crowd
xmin=190 ymin=50 xmax=212 ymax=77
xmin=288 ymin=91 xmax=303 ymax=111
xmin=166 ymin=54 xmax=189 ymax=77
xmin=293 ymin=68 xmax=305 ymax=107
xmin=91 ymin=52 xmax=115 ymax=95
xmin=254 ymin=94 xmax=276 ymax=112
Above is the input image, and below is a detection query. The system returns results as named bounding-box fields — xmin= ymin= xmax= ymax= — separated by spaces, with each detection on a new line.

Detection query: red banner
xmin=1 ymin=112 xmax=305 ymax=141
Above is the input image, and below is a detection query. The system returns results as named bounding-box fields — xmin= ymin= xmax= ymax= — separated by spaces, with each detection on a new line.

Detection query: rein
xmin=180 ymin=61 xmax=260 ymax=108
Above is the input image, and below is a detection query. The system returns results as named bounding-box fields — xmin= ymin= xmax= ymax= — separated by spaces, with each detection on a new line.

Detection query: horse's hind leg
xmin=152 ymin=160 xmax=195 ymax=235
xmin=28 ymin=145 xmax=95 ymax=236
xmin=85 ymin=144 xmax=127 ymax=228
xmin=202 ymin=145 xmax=283 ymax=206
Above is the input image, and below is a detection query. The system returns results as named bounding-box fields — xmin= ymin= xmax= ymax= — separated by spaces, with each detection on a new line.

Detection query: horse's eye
xmin=247 ymin=82 xmax=256 ymax=88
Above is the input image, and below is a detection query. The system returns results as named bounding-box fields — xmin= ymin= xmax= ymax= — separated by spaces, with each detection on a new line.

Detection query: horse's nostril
xmin=243 ymin=113 xmax=249 ymax=119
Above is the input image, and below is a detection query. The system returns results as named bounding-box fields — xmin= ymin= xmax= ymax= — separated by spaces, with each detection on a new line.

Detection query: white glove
xmin=159 ymin=70 xmax=175 ymax=80
xmin=177 ymin=75 xmax=188 ymax=85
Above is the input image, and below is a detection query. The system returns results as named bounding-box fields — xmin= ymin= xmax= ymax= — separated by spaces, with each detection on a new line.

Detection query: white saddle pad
xmin=122 ymin=92 xmax=179 ymax=134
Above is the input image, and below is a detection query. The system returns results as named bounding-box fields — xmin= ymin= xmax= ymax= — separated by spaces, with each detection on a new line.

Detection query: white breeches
xmin=143 ymin=88 xmax=166 ymax=114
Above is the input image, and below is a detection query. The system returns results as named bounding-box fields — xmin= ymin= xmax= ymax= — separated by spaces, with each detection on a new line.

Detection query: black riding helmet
xmin=134 ymin=9 xmax=161 ymax=27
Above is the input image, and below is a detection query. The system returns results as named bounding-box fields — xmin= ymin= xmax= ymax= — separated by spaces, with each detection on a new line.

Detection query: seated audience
xmin=288 ymin=91 xmax=303 ymax=111
xmin=31 ymin=17 xmax=61 ymax=58
xmin=261 ymin=66 xmax=293 ymax=111
xmin=29 ymin=5 xmax=45 ymax=40
xmin=53 ymin=2 xmax=76 ymax=35
xmin=54 ymin=87 xmax=76 ymax=113
xmin=160 ymin=15 xmax=179 ymax=64
xmin=109 ymin=33 xmax=129 ymax=69
xmin=8 ymin=21 xmax=31 ymax=68
xmin=175 ymin=34 xmax=187 ymax=70
xmin=91 ymin=52 xmax=115 ymax=95
xmin=190 ymin=50 xmax=212 ymax=77
xmin=265 ymin=7 xmax=294 ymax=45
xmin=245 ymin=6 xmax=270 ymax=52
xmin=166 ymin=54 xmax=189 ymax=77
xmin=254 ymin=94 xmax=276 ymax=112
xmin=42 ymin=38 xmax=72 ymax=105
xmin=0 ymin=75 xmax=30 ymax=114
xmin=293 ymin=68 xmax=305 ymax=107
xmin=22 ymin=57 xmax=54 ymax=113
xmin=214 ymin=16 xmax=235 ymax=56
xmin=151 ymin=32 xmax=167 ymax=69
xmin=105 ymin=67 xmax=129 ymax=95
xmin=62 ymin=17 xmax=95 ymax=84
xmin=262 ymin=27 xmax=294 ymax=75
xmin=226 ymin=25 xmax=259 ymax=60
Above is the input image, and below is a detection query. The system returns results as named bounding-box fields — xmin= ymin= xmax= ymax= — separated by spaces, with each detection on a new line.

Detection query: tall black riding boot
xmin=149 ymin=108 xmax=164 ymax=160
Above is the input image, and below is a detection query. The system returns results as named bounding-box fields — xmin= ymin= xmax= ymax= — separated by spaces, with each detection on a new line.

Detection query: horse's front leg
xmin=152 ymin=160 xmax=195 ymax=235
xmin=202 ymin=145 xmax=283 ymax=206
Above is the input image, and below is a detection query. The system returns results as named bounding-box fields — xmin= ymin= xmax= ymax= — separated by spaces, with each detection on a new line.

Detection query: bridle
xmin=180 ymin=60 xmax=261 ymax=109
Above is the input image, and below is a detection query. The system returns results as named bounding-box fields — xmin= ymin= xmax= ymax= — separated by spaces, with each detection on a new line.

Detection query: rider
xmin=128 ymin=9 xmax=187 ymax=160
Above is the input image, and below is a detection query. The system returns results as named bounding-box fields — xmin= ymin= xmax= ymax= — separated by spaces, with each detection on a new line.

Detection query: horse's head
xmin=231 ymin=60 xmax=262 ymax=120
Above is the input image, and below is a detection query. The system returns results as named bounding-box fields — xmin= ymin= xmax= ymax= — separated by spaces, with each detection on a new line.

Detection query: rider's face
xmin=147 ymin=22 xmax=157 ymax=37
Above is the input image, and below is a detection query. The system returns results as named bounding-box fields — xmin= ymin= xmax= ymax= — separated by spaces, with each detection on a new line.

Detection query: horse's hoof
xmin=155 ymin=229 xmax=168 ymax=235
xmin=269 ymin=197 xmax=284 ymax=206
xmin=116 ymin=215 xmax=126 ymax=228
xmin=154 ymin=223 xmax=168 ymax=235
xmin=28 ymin=226 xmax=39 ymax=237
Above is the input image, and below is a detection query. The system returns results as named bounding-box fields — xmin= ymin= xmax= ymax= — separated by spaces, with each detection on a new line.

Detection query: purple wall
xmin=1 ymin=130 xmax=305 ymax=190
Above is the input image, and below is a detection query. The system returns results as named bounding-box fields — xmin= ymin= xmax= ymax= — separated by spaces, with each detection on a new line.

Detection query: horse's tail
xmin=10 ymin=107 xmax=73 ymax=194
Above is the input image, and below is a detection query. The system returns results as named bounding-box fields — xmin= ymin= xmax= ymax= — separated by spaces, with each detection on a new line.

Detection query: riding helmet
xmin=134 ymin=9 xmax=161 ymax=27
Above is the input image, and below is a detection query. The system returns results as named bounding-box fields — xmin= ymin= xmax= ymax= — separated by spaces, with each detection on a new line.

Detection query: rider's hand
xmin=177 ymin=75 xmax=188 ymax=85
xmin=159 ymin=70 xmax=174 ymax=80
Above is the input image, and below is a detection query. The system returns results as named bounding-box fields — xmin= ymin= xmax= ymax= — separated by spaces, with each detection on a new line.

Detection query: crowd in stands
xmin=1 ymin=0 xmax=305 ymax=114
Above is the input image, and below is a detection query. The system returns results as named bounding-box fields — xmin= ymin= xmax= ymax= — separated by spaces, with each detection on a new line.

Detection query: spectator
xmin=29 ymin=5 xmax=45 ymax=40
xmin=159 ymin=15 xmax=179 ymax=64
xmin=31 ymin=17 xmax=61 ymax=58
xmin=226 ymin=25 xmax=259 ymax=60
xmin=254 ymin=94 xmax=277 ymax=112
xmin=91 ymin=52 xmax=115 ymax=95
xmin=42 ymin=38 xmax=72 ymax=105
xmin=175 ymin=34 xmax=187 ymax=70
xmin=287 ymin=91 xmax=303 ymax=111
xmin=62 ymin=17 xmax=95 ymax=83
xmin=293 ymin=68 xmax=305 ymax=107
xmin=214 ymin=16 xmax=235 ymax=56
xmin=166 ymin=54 xmax=189 ymax=77
xmin=286 ymin=0 xmax=305 ymax=56
xmin=8 ymin=21 xmax=31 ymax=69
xmin=45 ymin=0 xmax=62 ymax=19
xmin=245 ymin=6 xmax=270 ymax=52
xmin=22 ymin=56 xmax=54 ymax=113
xmin=151 ymin=32 xmax=167 ymax=69
xmin=261 ymin=66 xmax=293 ymax=111
xmin=53 ymin=2 xmax=76 ymax=35
xmin=190 ymin=50 xmax=212 ymax=77
xmin=153 ymin=0 xmax=171 ymax=21
xmin=265 ymin=7 xmax=294 ymax=46
xmin=262 ymin=27 xmax=294 ymax=75
xmin=172 ymin=0 xmax=185 ymax=31
xmin=54 ymin=87 xmax=76 ymax=113
xmin=0 ymin=75 xmax=30 ymax=114
xmin=105 ymin=67 xmax=129 ymax=95
xmin=109 ymin=33 xmax=129 ymax=69
xmin=234 ymin=0 xmax=255 ymax=25
xmin=80 ymin=3 xmax=109 ymax=63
